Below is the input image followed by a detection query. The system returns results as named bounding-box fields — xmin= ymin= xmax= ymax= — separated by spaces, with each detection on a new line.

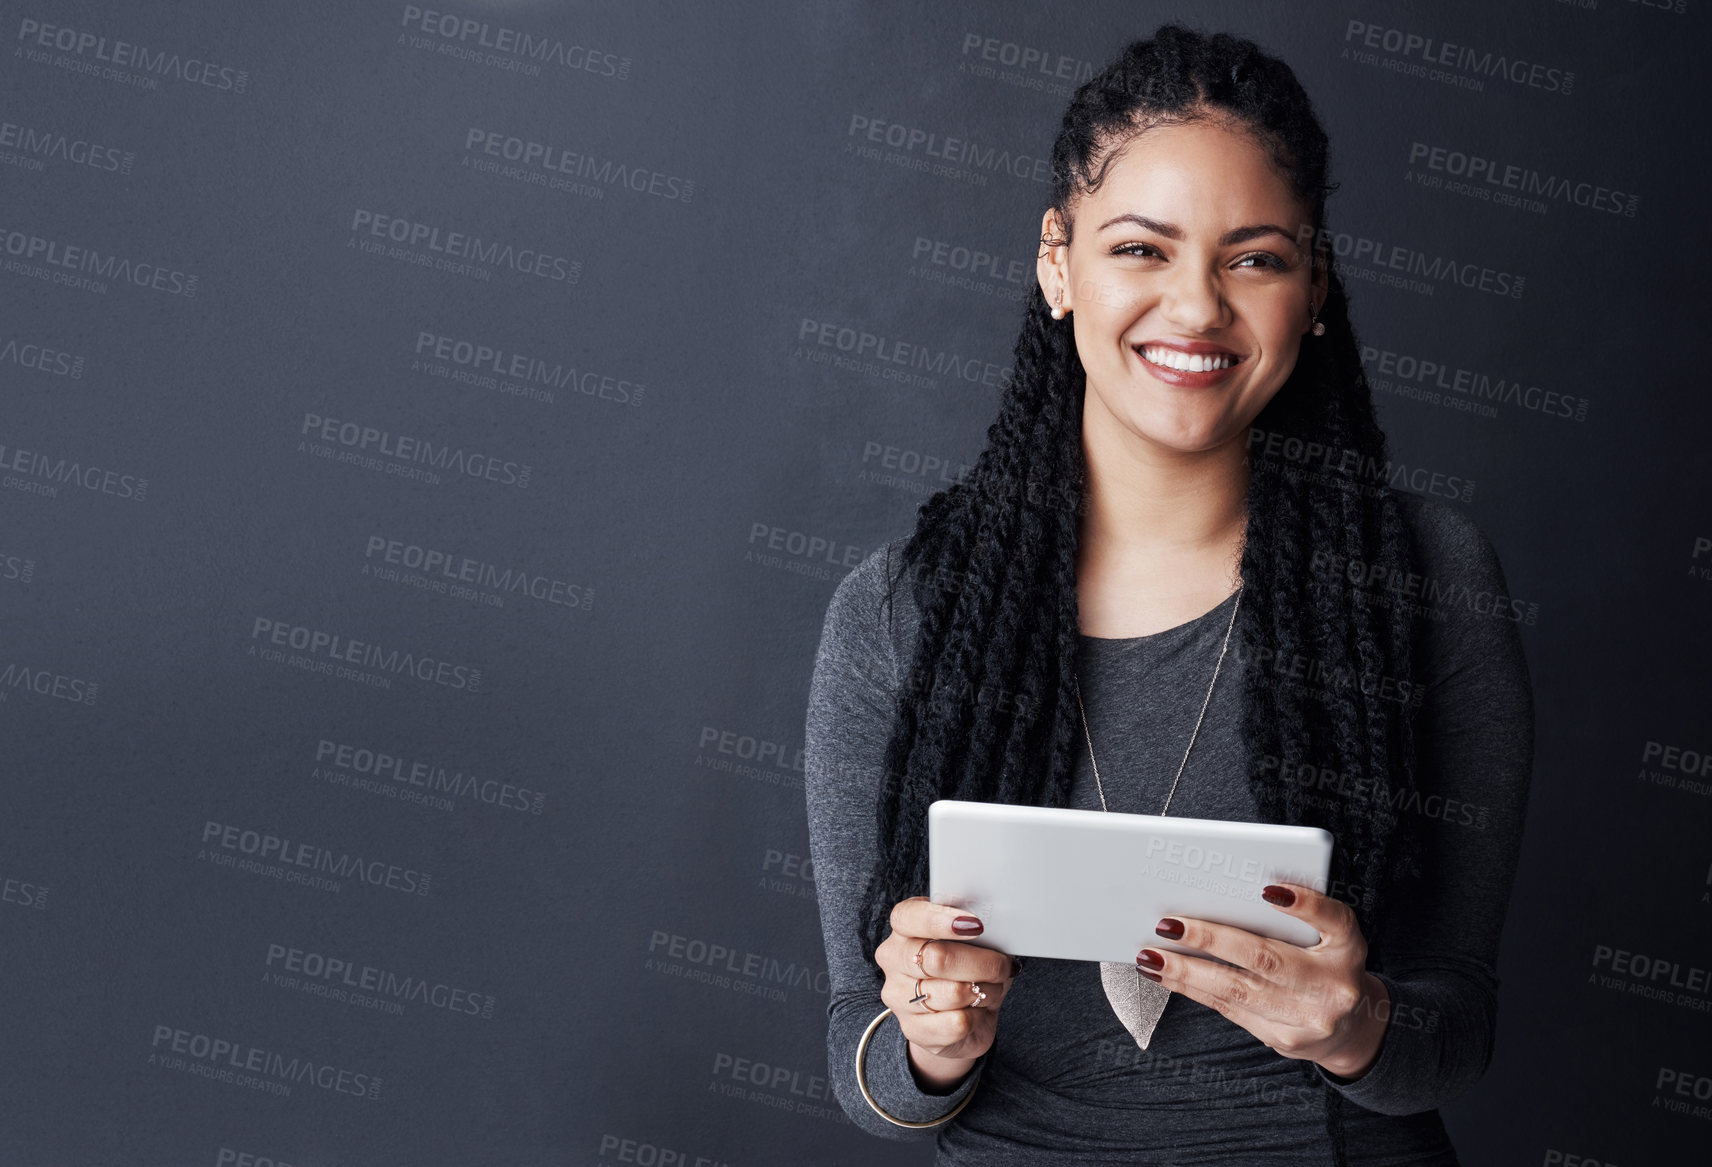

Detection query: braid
xmin=858 ymin=24 xmax=1429 ymax=1163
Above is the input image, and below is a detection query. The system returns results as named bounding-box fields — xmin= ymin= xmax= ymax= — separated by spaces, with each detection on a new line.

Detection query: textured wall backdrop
xmin=3 ymin=1 xmax=1707 ymax=1164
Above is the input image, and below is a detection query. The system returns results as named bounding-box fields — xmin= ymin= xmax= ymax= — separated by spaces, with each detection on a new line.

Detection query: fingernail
xmin=1155 ymin=917 xmax=1184 ymax=939
xmin=952 ymin=915 xmax=983 ymax=935
xmin=1136 ymin=949 xmax=1164 ymax=971
xmin=1010 ymin=956 xmax=1024 ymax=977
xmin=1262 ymin=885 xmax=1296 ymax=907
xmin=1139 ymin=969 xmax=1163 ymax=984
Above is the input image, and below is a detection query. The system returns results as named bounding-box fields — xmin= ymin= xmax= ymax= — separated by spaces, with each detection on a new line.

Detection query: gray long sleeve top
xmin=803 ymin=491 xmax=1535 ymax=1164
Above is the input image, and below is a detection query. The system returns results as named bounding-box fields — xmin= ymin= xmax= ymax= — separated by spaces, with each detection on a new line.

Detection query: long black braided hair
xmin=857 ymin=23 xmax=1430 ymax=1164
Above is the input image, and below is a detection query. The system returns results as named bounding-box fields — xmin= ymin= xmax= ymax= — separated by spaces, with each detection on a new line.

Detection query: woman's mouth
xmin=1134 ymin=344 xmax=1245 ymax=385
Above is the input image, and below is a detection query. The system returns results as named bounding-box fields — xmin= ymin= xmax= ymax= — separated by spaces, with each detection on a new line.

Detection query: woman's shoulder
xmin=1396 ymin=485 xmax=1506 ymax=564
xmin=1385 ymin=489 xmax=1519 ymax=615
xmin=1384 ymin=490 xmax=1533 ymax=704
xmin=825 ymin=535 xmax=915 ymax=632
xmin=817 ymin=534 xmax=917 ymax=683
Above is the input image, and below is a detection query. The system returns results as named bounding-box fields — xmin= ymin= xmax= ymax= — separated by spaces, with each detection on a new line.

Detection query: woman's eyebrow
xmin=1097 ymin=212 xmax=1296 ymax=247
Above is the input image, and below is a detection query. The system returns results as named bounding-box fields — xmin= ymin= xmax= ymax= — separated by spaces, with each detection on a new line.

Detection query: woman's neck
xmin=1075 ymin=416 xmax=1249 ymax=637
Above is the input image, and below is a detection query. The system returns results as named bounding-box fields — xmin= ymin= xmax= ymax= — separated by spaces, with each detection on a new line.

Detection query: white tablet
xmin=927 ymin=799 xmax=1333 ymax=965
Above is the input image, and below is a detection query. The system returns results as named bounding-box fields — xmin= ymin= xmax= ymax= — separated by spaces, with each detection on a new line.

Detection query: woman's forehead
xmin=1073 ymin=125 xmax=1307 ymax=228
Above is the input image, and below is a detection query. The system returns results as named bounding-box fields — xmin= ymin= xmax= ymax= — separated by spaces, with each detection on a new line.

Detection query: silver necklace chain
xmin=1075 ymin=585 xmax=1244 ymax=817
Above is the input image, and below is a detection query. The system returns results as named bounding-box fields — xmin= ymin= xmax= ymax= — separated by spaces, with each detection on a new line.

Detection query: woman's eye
xmin=1110 ymin=243 xmax=1287 ymax=273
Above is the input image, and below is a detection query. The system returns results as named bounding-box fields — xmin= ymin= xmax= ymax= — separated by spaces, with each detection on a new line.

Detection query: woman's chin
xmin=1116 ymin=410 xmax=1244 ymax=457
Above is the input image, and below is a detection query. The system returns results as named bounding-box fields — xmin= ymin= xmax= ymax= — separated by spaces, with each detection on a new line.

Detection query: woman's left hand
xmin=1136 ymin=881 xmax=1390 ymax=1081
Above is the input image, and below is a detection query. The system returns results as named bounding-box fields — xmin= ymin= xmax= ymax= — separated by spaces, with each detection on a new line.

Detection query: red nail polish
xmin=1155 ymin=917 xmax=1184 ymax=939
xmin=1139 ymin=969 xmax=1163 ymax=984
xmin=1136 ymin=949 xmax=1164 ymax=971
xmin=1262 ymin=885 xmax=1296 ymax=907
xmin=952 ymin=915 xmax=983 ymax=935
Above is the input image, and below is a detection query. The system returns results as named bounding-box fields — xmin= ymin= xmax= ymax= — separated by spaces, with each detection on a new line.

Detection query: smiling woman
xmin=805 ymin=21 xmax=1534 ymax=1167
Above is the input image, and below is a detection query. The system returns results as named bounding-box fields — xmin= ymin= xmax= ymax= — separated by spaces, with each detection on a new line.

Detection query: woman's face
xmin=1037 ymin=117 xmax=1326 ymax=457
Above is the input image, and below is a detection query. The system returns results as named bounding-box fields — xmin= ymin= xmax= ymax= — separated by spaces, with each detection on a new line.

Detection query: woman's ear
xmin=1310 ymin=237 xmax=1329 ymax=316
xmin=1037 ymin=207 xmax=1071 ymax=312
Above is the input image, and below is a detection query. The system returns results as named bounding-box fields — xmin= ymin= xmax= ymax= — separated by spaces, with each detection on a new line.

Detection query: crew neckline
xmin=1077 ymin=587 xmax=1240 ymax=645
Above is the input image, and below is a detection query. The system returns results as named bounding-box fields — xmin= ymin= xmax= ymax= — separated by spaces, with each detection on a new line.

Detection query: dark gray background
xmin=3 ymin=1 xmax=1707 ymax=1164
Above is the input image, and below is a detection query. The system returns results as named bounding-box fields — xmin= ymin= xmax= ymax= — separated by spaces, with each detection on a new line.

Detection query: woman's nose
xmin=1158 ymin=266 xmax=1229 ymax=329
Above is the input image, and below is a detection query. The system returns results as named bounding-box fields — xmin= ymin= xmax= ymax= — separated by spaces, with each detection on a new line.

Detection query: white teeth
xmin=1140 ymin=345 xmax=1237 ymax=372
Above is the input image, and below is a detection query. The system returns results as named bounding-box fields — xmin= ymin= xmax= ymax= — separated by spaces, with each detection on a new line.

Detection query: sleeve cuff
xmin=859 ymin=1009 xmax=984 ymax=1125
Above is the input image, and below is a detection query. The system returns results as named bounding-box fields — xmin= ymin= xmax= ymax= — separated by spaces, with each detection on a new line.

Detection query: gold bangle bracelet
xmin=854 ymin=1007 xmax=983 ymax=1129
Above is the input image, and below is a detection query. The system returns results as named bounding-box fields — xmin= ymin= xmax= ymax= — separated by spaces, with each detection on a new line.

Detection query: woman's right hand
xmin=877 ymin=896 xmax=1020 ymax=1088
